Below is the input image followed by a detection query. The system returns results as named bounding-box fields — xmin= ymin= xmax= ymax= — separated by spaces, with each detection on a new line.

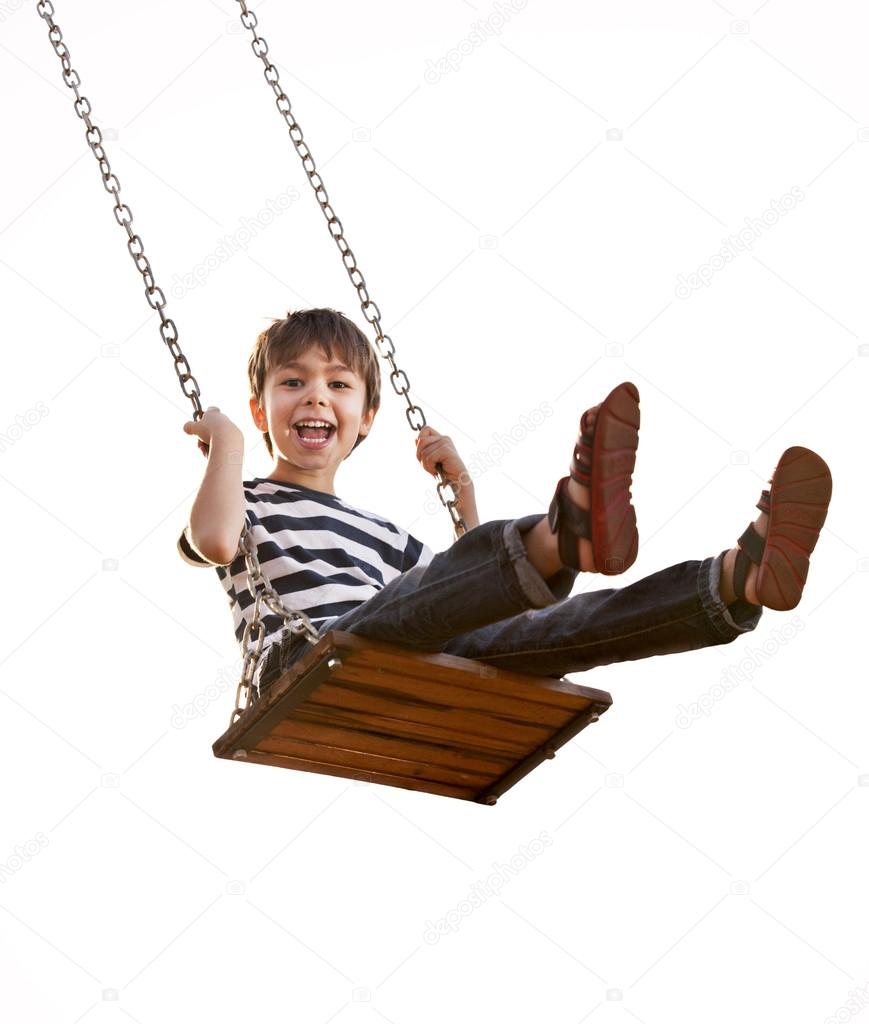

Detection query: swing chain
xmin=227 ymin=0 xmax=469 ymax=722
xmin=36 ymin=0 xmax=325 ymax=725
xmin=36 ymin=0 xmax=204 ymax=424
xmin=234 ymin=0 xmax=468 ymax=546
xmin=232 ymin=527 xmax=321 ymax=725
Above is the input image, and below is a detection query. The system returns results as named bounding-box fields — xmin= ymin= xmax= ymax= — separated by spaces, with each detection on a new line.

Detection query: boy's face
xmin=250 ymin=344 xmax=377 ymax=495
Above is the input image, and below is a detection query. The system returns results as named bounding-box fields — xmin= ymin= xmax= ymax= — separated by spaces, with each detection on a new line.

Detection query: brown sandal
xmin=731 ymin=446 xmax=832 ymax=610
xmin=547 ymin=381 xmax=640 ymax=575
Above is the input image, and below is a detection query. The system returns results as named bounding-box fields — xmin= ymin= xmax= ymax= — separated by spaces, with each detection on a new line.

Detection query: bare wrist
xmin=210 ymin=429 xmax=245 ymax=463
xmin=211 ymin=426 xmax=244 ymax=447
xmin=454 ymin=475 xmax=475 ymax=500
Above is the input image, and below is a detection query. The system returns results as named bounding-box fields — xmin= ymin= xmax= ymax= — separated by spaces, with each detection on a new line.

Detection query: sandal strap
xmin=570 ymin=405 xmax=598 ymax=482
xmin=732 ymin=547 xmax=751 ymax=603
xmin=552 ymin=404 xmax=603 ymax=569
xmin=570 ymin=432 xmax=593 ymax=485
xmin=737 ymin=521 xmax=765 ymax=565
xmin=547 ymin=476 xmax=589 ymax=570
xmin=732 ymin=513 xmax=769 ymax=603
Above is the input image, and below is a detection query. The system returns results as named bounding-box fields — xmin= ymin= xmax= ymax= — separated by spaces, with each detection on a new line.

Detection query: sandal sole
xmin=756 ymin=446 xmax=832 ymax=610
xmin=590 ymin=382 xmax=640 ymax=575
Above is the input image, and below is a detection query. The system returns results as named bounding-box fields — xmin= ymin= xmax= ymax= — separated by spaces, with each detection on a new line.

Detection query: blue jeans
xmin=256 ymin=514 xmax=762 ymax=691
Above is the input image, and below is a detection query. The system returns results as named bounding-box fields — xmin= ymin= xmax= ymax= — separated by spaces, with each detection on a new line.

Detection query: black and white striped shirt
xmin=177 ymin=477 xmax=436 ymax=656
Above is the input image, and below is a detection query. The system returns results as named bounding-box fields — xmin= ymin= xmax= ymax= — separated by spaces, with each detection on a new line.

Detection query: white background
xmin=1 ymin=1 xmax=866 ymax=1021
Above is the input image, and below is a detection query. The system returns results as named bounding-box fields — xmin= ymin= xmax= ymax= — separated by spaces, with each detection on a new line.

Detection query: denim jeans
xmin=256 ymin=513 xmax=762 ymax=692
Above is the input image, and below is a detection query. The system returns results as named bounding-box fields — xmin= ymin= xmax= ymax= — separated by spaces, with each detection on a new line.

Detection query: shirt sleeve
xmin=177 ymin=524 xmax=234 ymax=568
xmin=402 ymin=531 xmax=436 ymax=572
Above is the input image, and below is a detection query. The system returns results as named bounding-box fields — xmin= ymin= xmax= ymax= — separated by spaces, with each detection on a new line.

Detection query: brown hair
xmin=248 ymin=308 xmax=381 ymax=459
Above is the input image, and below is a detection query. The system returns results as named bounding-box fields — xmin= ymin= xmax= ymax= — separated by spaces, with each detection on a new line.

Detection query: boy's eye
xmin=283 ymin=379 xmax=349 ymax=388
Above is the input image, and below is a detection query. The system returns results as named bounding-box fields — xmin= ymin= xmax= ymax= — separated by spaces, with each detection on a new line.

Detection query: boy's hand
xmin=415 ymin=426 xmax=473 ymax=497
xmin=182 ymin=406 xmax=242 ymax=458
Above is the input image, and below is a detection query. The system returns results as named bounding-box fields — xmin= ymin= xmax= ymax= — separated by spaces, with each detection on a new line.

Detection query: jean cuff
xmin=502 ymin=514 xmax=579 ymax=608
xmin=700 ymin=551 xmax=763 ymax=638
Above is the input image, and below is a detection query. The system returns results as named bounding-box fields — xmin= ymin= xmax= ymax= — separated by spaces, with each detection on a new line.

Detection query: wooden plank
xmin=328 ymin=664 xmax=574 ymax=728
xmin=254 ymin=734 xmax=494 ymax=788
xmin=288 ymin=704 xmax=529 ymax=758
xmin=307 ymin=680 xmax=554 ymax=748
xmin=338 ymin=636 xmax=608 ymax=709
xmin=477 ymin=701 xmax=610 ymax=805
xmin=234 ymin=748 xmax=480 ymax=802
xmin=270 ymin=717 xmax=514 ymax=775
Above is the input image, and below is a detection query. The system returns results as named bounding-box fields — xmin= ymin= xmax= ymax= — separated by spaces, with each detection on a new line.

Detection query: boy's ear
xmin=359 ymin=403 xmax=379 ymax=438
xmin=249 ymin=395 xmax=267 ymax=432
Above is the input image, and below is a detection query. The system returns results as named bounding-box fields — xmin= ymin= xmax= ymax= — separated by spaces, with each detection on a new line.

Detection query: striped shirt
xmin=177 ymin=477 xmax=436 ymax=658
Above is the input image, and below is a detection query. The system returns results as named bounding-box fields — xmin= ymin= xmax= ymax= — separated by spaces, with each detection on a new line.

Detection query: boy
xmin=178 ymin=308 xmax=833 ymax=694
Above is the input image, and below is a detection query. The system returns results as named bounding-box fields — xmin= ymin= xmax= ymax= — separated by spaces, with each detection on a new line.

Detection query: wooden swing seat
xmin=212 ymin=630 xmax=613 ymax=805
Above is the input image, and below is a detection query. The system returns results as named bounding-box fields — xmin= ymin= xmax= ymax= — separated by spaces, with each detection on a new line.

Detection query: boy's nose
xmin=305 ymin=387 xmax=329 ymax=405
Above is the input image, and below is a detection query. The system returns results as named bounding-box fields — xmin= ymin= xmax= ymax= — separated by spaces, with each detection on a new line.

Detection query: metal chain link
xmin=234 ymin=0 xmax=469 ymax=540
xmin=35 ymin=0 xmax=323 ymax=726
xmin=36 ymin=0 xmax=203 ymax=419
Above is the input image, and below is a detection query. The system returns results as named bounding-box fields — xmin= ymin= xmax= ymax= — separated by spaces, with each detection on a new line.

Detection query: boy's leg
xmin=259 ymin=510 xmax=760 ymax=687
xmin=437 ymin=548 xmax=762 ymax=677
xmin=437 ymin=445 xmax=833 ymax=676
xmin=258 ymin=512 xmax=578 ymax=687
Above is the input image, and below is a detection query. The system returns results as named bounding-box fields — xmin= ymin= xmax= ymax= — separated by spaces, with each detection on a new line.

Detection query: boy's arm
xmin=180 ymin=429 xmax=247 ymax=566
xmin=415 ymin=427 xmax=479 ymax=530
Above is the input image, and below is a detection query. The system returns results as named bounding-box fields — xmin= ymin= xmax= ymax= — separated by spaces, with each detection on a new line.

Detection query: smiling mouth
xmin=293 ymin=424 xmax=336 ymax=449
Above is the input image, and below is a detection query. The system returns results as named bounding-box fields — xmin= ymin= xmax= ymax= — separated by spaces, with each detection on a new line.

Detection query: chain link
xmin=36 ymin=1 xmax=202 ymax=423
xmin=35 ymin=0 xmax=323 ymax=725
